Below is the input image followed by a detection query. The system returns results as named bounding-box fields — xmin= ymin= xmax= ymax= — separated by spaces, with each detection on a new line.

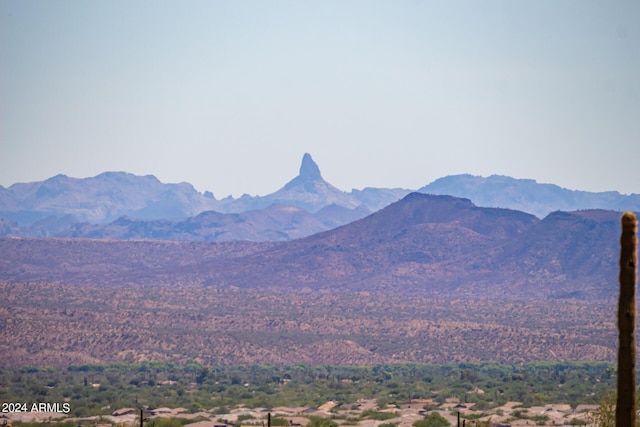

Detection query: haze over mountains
xmin=0 ymin=153 xmax=639 ymax=241
xmin=0 ymin=192 xmax=624 ymax=301
xmin=1 ymin=154 xmax=635 ymax=367
xmin=421 ymin=174 xmax=640 ymax=219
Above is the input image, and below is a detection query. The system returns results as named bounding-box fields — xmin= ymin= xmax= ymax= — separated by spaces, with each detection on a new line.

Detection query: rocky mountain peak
xmin=299 ymin=153 xmax=322 ymax=181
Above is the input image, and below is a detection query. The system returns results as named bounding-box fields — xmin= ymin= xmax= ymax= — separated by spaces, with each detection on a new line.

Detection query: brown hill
xmin=200 ymin=193 xmax=539 ymax=296
xmin=494 ymin=209 xmax=621 ymax=300
xmin=212 ymin=194 xmax=623 ymax=301
xmin=0 ymin=194 xmax=627 ymax=368
xmin=0 ymin=193 xmax=624 ymax=300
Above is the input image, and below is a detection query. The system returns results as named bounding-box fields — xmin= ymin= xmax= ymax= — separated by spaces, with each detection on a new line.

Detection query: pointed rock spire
xmin=299 ymin=153 xmax=322 ymax=180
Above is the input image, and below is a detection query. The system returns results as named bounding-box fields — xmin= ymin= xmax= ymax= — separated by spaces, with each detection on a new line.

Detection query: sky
xmin=1 ymin=1 xmax=639 ymax=198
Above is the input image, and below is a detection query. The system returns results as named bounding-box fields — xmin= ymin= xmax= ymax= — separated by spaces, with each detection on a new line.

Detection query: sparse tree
xmin=587 ymin=390 xmax=640 ymax=427
xmin=587 ymin=391 xmax=616 ymax=427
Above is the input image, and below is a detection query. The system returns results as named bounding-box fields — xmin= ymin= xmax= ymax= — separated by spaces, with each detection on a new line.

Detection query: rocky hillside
xmin=3 ymin=154 xmax=639 ymax=240
xmin=0 ymin=193 xmax=627 ymax=301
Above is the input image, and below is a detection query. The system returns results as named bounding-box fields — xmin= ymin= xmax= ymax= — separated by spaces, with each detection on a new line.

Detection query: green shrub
xmin=413 ymin=412 xmax=451 ymax=427
xmin=306 ymin=416 xmax=338 ymax=427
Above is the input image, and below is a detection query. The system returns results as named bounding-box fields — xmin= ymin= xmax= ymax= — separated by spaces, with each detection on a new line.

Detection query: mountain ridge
xmin=2 ymin=154 xmax=640 ymax=241
xmin=420 ymin=174 xmax=640 ymax=218
xmin=1 ymin=192 xmax=627 ymax=301
xmin=0 ymin=191 xmax=627 ymax=368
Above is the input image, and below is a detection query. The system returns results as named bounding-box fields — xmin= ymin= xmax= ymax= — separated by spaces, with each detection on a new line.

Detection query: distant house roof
xmin=150 ymin=408 xmax=173 ymax=415
xmin=272 ymin=407 xmax=309 ymax=415
xmin=185 ymin=421 xmax=215 ymax=427
xmin=112 ymin=408 xmax=137 ymax=417
xmin=317 ymin=401 xmax=338 ymax=412
xmin=575 ymin=404 xmax=599 ymax=413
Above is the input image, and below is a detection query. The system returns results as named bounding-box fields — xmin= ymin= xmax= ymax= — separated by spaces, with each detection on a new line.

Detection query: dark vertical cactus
xmin=617 ymin=212 xmax=637 ymax=427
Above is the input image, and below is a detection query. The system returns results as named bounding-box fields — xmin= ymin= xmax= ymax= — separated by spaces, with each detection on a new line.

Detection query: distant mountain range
xmin=3 ymin=155 xmax=635 ymax=368
xmin=198 ymin=193 xmax=624 ymax=301
xmin=0 ymin=192 xmax=624 ymax=301
xmin=420 ymin=174 xmax=640 ymax=218
xmin=1 ymin=153 xmax=639 ymax=240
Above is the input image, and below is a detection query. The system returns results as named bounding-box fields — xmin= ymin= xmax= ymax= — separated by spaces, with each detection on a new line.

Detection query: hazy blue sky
xmin=1 ymin=1 xmax=639 ymax=197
